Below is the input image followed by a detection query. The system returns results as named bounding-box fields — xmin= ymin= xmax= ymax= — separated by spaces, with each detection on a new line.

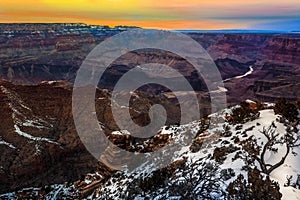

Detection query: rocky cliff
xmin=1 ymin=29 xmax=299 ymax=103
xmin=0 ymin=80 xmax=182 ymax=193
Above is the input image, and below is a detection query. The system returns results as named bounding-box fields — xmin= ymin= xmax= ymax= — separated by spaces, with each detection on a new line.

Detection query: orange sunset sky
xmin=0 ymin=0 xmax=300 ymax=30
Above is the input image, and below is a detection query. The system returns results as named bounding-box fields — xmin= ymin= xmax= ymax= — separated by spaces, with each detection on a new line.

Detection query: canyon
xmin=0 ymin=24 xmax=299 ymax=198
xmin=0 ymin=24 xmax=299 ymax=104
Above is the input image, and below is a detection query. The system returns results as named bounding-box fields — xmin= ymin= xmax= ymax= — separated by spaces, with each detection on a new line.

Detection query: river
xmin=223 ymin=65 xmax=254 ymax=82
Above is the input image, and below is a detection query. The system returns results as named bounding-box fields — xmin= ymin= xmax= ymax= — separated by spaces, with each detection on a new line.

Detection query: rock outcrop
xmin=0 ymin=80 xmax=181 ymax=193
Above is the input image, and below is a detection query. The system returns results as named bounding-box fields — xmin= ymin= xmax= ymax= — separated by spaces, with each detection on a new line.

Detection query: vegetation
xmin=230 ymin=101 xmax=260 ymax=124
xmin=227 ymin=168 xmax=282 ymax=200
xmin=241 ymin=122 xmax=300 ymax=175
xmin=274 ymin=98 xmax=299 ymax=122
xmin=167 ymin=160 xmax=226 ymax=199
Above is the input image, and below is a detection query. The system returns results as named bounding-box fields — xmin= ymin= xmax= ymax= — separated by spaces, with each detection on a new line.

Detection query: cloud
xmin=1 ymin=0 xmax=300 ymax=29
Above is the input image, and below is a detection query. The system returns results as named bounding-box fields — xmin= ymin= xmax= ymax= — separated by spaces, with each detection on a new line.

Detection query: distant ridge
xmin=176 ymin=29 xmax=299 ymax=34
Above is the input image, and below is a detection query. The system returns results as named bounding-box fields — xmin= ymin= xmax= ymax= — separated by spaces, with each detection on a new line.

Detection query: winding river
xmin=211 ymin=65 xmax=254 ymax=93
xmin=223 ymin=65 xmax=254 ymax=82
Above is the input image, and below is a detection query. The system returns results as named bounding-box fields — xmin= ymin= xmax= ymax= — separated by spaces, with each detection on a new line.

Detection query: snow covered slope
xmin=1 ymin=103 xmax=299 ymax=199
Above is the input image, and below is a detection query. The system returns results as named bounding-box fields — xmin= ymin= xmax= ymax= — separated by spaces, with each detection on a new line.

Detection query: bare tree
xmin=167 ymin=160 xmax=226 ymax=199
xmin=242 ymin=122 xmax=300 ymax=175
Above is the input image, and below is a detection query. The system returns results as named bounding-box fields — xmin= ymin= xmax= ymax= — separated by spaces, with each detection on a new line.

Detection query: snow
xmin=0 ymin=184 xmax=76 ymax=200
xmin=111 ymin=130 xmax=131 ymax=135
xmin=1 ymin=101 xmax=299 ymax=199
xmin=160 ymin=126 xmax=173 ymax=135
xmin=22 ymin=120 xmax=48 ymax=129
xmin=51 ymin=184 xmax=64 ymax=199
xmin=14 ymin=124 xmax=59 ymax=145
xmin=103 ymin=107 xmax=299 ymax=199
xmin=0 ymin=86 xmax=31 ymax=111
xmin=0 ymin=192 xmax=14 ymax=199
xmin=1 ymin=86 xmax=53 ymax=130
xmin=1 ymin=85 xmax=56 ymax=147
xmin=34 ymin=144 xmax=42 ymax=156
xmin=211 ymin=86 xmax=228 ymax=93
xmin=209 ymin=105 xmax=240 ymax=117
xmin=216 ymin=109 xmax=300 ymax=200
xmin=129 ymin=91 xmax=139 ymax=98
xmin=264 ymin=102 xmax=275 ymax=107
xmin=47 ymin=81 xmax=57 ymax=84
xmin=40 ymin=81 xmax=61 ymax=85
xmin=0 ymin=137 xmax=16 ymax=149
xmin=245 ymin=99 xmax=255 ymax=104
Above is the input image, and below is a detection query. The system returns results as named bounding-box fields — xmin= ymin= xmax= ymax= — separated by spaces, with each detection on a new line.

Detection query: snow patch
xmin=14 ymin=125 xmax=59 ymax=145
xmin=0 ymin=137 xmax=16 ymax=149
xmin=111 ymin=130 xmax=131 ymax=135
xmin=22 ymin=120 xmax=48 ymax=129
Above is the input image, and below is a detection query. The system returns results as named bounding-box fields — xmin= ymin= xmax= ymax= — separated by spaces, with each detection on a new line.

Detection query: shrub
xmin=213 ymin=145 xmax=239 ymax=163
xmin=227 ymin=168 xmax=282 ymax=200
xmin=231 ymin=101 xmax=260 ymax=124
xmin=274 ymin=98 xmax=298 ymax=122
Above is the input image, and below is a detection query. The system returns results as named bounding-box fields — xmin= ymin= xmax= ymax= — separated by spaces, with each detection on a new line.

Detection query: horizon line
xmin=0 ymin=22 xmax=299 ymax=32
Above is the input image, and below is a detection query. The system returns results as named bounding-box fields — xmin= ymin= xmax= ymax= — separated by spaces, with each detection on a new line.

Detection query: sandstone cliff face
xmin=0 ymin=32 xmax=298 ymax=86
xmin=200 ymin=34 xmax=300 ymax=103
xmin=262 ymin=37 xmax=300 ymax=64
xmin=0 ymin=80 xmax=183 ymax=193
xmin=203 ymin=34 xmax=269 ymax=62
xmin=0 ymin=80 xmax=100 ymax=193
xmin=0 ymin=28 xmax=299 ymax=103
xmin=0 ymin=26 xmax=299 ymax=199
xmin=0 ymin=31 xmax=99 ymax=85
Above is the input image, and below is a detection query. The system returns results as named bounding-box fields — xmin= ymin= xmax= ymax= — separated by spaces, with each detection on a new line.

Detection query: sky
xmin=0 ymin=0 xmax=300 ymax=30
